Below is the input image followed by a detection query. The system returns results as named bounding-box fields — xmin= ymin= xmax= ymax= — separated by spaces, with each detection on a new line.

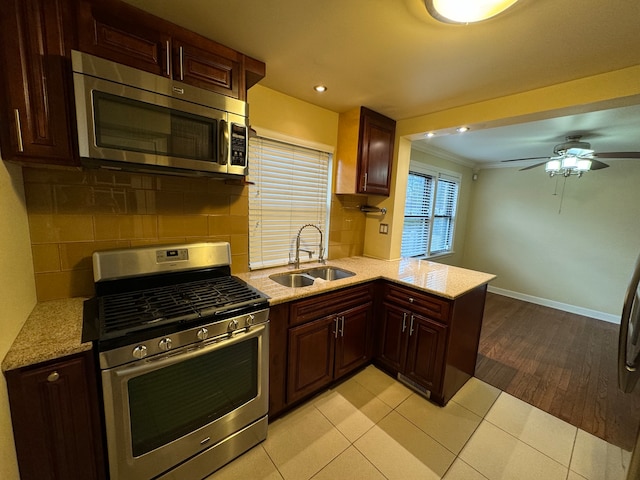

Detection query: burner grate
xmin=99 ymin=276 xmax=265 ymax=337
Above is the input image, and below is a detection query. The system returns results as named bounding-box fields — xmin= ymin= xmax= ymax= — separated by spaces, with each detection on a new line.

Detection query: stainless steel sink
xmin=304 ymin=266 xmax=356 ymax=281
xmin=269 ymin=266 xmax=355 ymax=287
xmin=269 ymin=272 xmax=315 ymax=288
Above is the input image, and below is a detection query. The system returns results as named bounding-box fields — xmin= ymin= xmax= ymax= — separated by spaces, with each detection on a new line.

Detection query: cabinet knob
xmin=47 ymin=371 xmax=60 ymax=382
xmin=409 ymin=297 xmax=414 ymax=303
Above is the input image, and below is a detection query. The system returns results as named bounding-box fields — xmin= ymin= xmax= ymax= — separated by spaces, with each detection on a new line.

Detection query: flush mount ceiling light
xmin=425 ymin=0 xmax=519 ymax=24
xmin=456 ymin=126 xmax=469 ymax=133
xmin=313 ymin=85 xmax=327 ymax=93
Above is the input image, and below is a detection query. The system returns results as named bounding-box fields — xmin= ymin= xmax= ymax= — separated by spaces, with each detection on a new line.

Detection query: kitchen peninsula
xmin=2 ymin=255 xmax=494 ymax=479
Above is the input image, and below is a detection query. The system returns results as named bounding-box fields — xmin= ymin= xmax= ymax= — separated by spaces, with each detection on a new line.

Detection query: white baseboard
xmin=487 ymin=286 xmax=620 ymax=324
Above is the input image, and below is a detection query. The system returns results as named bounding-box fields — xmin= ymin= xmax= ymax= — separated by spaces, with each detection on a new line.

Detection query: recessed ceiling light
xmin=457 ymin=126 xmax=469 ymax=133
xmin=425 ymin=0 xmax=519 ymax=24
xmin=313 ymin=85 xmax=327 ymax=93
xmin=425 ymin=132 xmax=435 ymax=138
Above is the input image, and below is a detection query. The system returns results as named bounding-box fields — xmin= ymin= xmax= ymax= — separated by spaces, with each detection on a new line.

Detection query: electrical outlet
xmin=379 ymin=223 xmax=389 ymax=234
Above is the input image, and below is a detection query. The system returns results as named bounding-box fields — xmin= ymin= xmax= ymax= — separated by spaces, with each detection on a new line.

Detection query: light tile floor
xmin=207 ymin=366 xmax=632 ymax=480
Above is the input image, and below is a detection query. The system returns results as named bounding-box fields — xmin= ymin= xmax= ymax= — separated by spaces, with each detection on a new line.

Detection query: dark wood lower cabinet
xmin=375 ymin=282 xmax=487 ymax=405
xmin=5 ymin=351 xmax=106 ymax=480
xmin=287 ymin=301 xmax=373 ymax=405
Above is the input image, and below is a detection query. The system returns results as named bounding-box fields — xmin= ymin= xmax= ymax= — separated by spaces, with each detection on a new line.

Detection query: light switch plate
xmin=379 ymin=223 xmax=389 ymax=234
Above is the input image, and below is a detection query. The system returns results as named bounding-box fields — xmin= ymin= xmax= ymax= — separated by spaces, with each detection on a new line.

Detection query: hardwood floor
xmin=475 ymin=292 xmax=640 ymax=451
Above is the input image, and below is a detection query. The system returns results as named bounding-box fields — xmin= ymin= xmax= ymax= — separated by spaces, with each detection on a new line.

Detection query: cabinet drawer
xmin=289 ymin=284 xmax=373 ymax=326
xmin=383 ymin=282 xmax=450 ymax=322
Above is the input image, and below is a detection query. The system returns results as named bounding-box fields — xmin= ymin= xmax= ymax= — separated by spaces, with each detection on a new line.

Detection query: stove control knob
xmin=246 ymin=314 xmax=256 ymax=327
xmin=132 ymin=345 xmax=148 ymax=360
xmin=196 ymin=328 xmax=209 ymax=341
xmin=159 ymin=338 xmax=173 ymax=351
xmin=228 ymin=319 xmax=239 ymax=333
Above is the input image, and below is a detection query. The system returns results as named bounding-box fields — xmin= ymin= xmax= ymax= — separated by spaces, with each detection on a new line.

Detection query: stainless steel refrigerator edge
xmin=618 ymin=251 xmax=640 ymax=479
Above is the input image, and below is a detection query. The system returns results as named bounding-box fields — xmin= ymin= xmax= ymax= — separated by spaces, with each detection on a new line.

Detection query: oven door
xmin=101 ymin=323 xmax=268 ymax=480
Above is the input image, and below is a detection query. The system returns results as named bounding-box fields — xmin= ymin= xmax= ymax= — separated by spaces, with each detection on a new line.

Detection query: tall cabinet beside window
xmin=335 ymin=107 xmax=396 ymax=196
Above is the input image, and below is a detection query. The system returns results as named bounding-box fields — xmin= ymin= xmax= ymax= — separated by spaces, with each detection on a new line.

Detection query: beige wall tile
xmin=29 ymin=214 xmax=95 ymax=243
xmin=158 ymin=215 xmax=208 ymax=238
xmin=230 ymin=254 xmax=249 ymax=274
xmin=34 ymin=269 xmax=95 ymax=301
xmin=94 ymin=215 xmax=158 ymax=240
xmin=59 ymin=241 xmax=129 ymax=271
xmin=229 ymin=194 xmax=249 ymax=216
xmin=23 ymin=182 xmax=54 ymax=214
xmin=31 ymin=244 xmax=61 ymax=273
xmin=208 ymin=215 xmax=231 ymax=235
xmin=227 ymin=215 xmax=249 ymax=235
xmin=230 ymin=234 xmax=248 ymax=255
xmin=184 ymin=192 xmax=229 ymax=214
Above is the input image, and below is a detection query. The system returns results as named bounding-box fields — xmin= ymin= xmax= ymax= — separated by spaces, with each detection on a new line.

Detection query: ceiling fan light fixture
xmin=425 ymin=0 xmax=519 ymax=24
xmin=561 ymin=156 xmax=579 ymax=170
xmin=545 ymin=159 xmax=561 ymax=174
xmin=576 ymin=159 xmax=592 ymax=172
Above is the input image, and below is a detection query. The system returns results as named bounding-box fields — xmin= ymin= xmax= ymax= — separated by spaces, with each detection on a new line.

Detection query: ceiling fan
xmin=502 ymin=135 xmax=640 ymax=174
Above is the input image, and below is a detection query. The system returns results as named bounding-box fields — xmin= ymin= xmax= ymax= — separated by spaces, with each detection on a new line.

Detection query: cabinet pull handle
xmin=179 ymin=46 xmax=185 ymax=80
xmin=13 ymin=109 xmax=24 ymax=152
xmin=409 ymin=315 xmax=415 ymax=336
xmin=402 ymin=312 xmax=407 ymax=333
xmin=339 ymin=316 xmax=345 ymax=337
xmin=363 ymin=173 xmax=368 ymax=192
xmin=333 ymin=317 xmax=339 ymax=338
xmin=47 ymin=371 xmax=60 ymax=382
xmin=165 ymin=40 xmax=171 ymax=77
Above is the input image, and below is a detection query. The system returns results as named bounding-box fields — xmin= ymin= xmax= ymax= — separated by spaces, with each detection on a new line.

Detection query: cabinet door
xmin=6 ymin=352 xmax=106 ymax=480
xmin=404 ymin=314 xmax=447 ymax=391
xmin=76 ymin=0 xmax=171 ymax=77
xmin=173 ymin=38 xmax=240 ymax=98
xmin=358 ymin=107 xmax=395 ymax=196
xmin=376 ymin=302 xmax=409 ymax=373
xmin=0 ymin=0 xmax=76 ymax=164
xmin=334 ymin=302 xmax=373 ymax=379
xmin=287 ymin=315 xmax=336 ymax=404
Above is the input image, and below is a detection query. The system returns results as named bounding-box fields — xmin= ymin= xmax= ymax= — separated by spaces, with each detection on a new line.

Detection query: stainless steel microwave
xmin=71 ymin=50 xmax=248 ymax=177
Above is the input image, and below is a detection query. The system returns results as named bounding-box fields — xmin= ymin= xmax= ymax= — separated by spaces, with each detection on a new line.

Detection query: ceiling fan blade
xmin=519 ymin=161 xmax=548 ymax=171
xmin=594 ymin=151 xmax=640 ymax=159
xmin=501 ymin=156 xmax=549 ymax=163
xmin=590 ymin=159 xmax=610 ymax=170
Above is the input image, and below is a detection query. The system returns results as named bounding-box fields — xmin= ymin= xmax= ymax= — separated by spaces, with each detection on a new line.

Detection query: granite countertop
xmin=2 ymin=298 xmax=91 ymax=372
xmin=2 ymin=257 xmax=495 ymax=372
xmin=236 ymin=256 xmax=496 ymax=305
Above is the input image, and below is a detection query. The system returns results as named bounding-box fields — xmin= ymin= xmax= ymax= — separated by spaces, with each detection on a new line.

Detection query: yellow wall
xmin=0 ymin=159 xmax=36 ymax=480
xmin=366 ymin=64 xmax=640 ymax=317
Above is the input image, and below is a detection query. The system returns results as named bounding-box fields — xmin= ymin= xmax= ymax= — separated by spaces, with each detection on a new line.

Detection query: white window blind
xmin=248 ymin=136 xmax=331 ymax=269
xmin=401 ymin=164 xmax=460 ymax=258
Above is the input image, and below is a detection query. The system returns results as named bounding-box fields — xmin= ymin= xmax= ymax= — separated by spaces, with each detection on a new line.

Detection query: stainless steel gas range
xmin=82 ymin=242 xmax=270 ymax=480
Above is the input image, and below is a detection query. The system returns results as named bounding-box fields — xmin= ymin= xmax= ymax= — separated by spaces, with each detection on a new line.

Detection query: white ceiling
xmin=122 ymin=0 xmax=640 ymax=167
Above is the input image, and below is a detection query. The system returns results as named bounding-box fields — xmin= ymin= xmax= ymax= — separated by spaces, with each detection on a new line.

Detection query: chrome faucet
xmin=292 ymin=224 xmax=325 ymax=269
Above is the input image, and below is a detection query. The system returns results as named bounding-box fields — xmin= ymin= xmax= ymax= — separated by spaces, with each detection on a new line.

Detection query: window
xmin=248 ymin=136 xmax=331 ymax=269
xmin=401 ymin=163 xmax=460 ymax=258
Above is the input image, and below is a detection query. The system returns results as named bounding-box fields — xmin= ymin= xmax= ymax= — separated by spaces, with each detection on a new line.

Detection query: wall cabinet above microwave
xmin=75 ymin=0 xmax=265 ymax=101
xmin=0 ymin=0 xmax=265 ymax=167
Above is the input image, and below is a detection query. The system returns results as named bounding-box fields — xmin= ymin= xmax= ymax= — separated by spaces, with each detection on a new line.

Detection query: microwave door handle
xmin=218 ymin=119 xmax=229 ymax=165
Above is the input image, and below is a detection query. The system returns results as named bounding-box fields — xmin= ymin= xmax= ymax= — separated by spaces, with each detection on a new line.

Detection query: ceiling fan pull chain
xmin=558 ymin=176 xmax=567 ymax=214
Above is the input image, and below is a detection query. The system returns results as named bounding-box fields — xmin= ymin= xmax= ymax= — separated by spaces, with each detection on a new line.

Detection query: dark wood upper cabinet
xmin=0 ymin=0 xmax=265 ymax=165
xmin=335 ymin=107 xmax=396 ymax=196
xmin=75 ymin=0 xmax=262 ymax=101
xmin=5 ymin=351 xmax=106 ymax=480
xmin=0 ymin=0 xmax=78 ymax=165
xmin=76 ymin=0 xmax=171 ymax=77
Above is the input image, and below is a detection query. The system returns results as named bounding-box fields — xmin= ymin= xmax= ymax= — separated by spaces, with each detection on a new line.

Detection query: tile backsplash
xmin=23 ymin=167 xmax=366 ymax=301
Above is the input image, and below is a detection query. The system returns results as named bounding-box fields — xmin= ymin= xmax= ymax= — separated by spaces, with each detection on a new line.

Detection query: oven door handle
xmin=107 ymin=322 xmax=267 ymax=379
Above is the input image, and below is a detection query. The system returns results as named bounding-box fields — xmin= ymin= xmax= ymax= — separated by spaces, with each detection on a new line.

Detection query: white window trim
xmin=402 ymin=161 xmax=461 ymax=259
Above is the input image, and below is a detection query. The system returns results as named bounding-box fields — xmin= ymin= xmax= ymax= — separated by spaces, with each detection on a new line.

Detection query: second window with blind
xmin=248 ymin=135 xmax=332 ymax=270
xmin=401 ymin=162 xmax=460 ymax=258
